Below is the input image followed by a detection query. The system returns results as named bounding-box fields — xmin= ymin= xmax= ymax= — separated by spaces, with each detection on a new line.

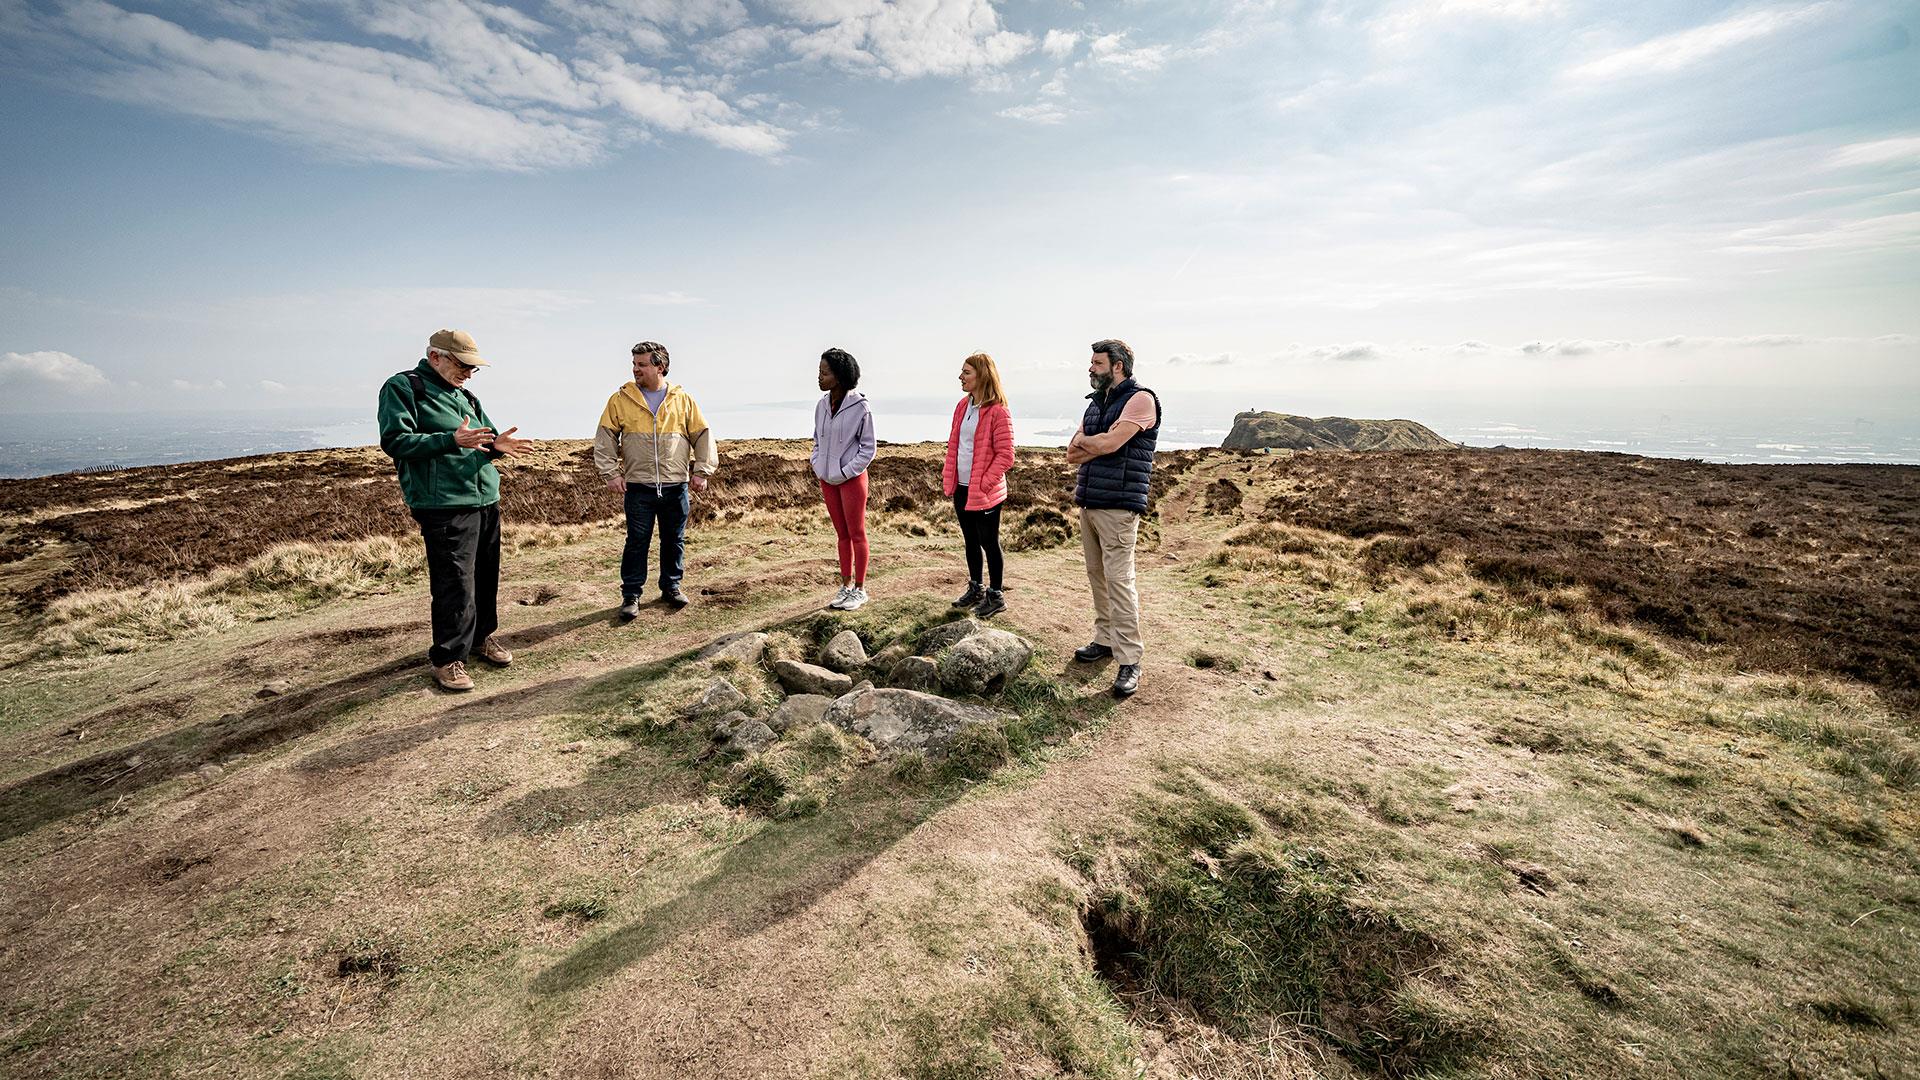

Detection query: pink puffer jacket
xmin=942 ymin=398 xmax=1014 ymax=511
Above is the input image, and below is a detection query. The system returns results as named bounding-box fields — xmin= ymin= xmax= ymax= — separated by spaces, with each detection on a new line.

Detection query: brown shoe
xmin=432 ymin=660 xmax=474 ymax=691
xmin=474 ymin=637 xmax=513 ymax=666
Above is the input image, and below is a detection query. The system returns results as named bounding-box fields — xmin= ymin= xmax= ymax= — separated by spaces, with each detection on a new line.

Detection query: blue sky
xmin=1 ymin=0 xmax=1916 ymax=440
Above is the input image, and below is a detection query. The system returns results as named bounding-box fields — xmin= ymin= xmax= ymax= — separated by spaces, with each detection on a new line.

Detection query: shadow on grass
xmin=0 ymin=609 xmax=614 ymax=842
xmin=530 ymin=777 xmax=937 ymax=995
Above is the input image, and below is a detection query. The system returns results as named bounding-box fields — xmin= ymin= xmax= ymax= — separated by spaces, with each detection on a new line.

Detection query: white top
xmin=956 ymin=401 xmax=980 ymax=486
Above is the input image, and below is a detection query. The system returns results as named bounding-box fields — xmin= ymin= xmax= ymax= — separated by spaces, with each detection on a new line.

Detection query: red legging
xmin=820 ymin=473 xmax=870 ymax=584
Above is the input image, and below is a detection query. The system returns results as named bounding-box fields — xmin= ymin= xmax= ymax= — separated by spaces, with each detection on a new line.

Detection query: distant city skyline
xmin=2 ymin=0 xmax=1916 ymax=438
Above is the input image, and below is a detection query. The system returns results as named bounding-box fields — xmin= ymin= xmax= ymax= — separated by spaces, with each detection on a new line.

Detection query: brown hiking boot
xmin=432 ymin=660 xmax=474 ymax=692
xmin=474 ymin=637 xmax=513 ymax=666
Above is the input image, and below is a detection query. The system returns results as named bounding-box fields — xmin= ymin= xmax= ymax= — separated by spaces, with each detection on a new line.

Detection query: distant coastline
xmin=3 ymin=402 xmax=1917 ymax=479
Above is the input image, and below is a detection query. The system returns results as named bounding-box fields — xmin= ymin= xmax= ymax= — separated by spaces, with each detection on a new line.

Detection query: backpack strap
xmin=404 ymin=369 xmax=482 ymax=423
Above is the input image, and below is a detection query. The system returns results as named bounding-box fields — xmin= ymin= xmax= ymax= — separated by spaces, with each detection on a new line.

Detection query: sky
xmin=1 ymin=0 xmax=1917 ymax=444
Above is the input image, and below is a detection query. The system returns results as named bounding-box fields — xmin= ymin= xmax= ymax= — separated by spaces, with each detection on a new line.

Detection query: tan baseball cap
xmin=428 ymin=328 xmax=489 ymax=366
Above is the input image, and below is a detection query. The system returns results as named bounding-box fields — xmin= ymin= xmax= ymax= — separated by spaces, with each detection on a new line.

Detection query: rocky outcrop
xmin=916 ymin=618 xmax=982 ymax=657
xmin=1222 ymin=412 xmax=1454 ymax=452
xmin=822 ymin=687 xmax=1005 ymax=758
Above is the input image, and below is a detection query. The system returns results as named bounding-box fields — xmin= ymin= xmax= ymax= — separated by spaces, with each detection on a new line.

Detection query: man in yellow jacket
xmin=594 ymin=341 xmax=718 ymax=616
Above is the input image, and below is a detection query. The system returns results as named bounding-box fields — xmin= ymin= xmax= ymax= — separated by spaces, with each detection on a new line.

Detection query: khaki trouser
xmin=1079 ymin=507 xmax=1143 ymax=665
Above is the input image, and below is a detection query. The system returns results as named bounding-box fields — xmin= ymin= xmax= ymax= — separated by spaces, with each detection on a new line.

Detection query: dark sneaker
xmin=618 ymin=595 xmax=642 ymax=619
xmin=1112 ymin=664 xmax=1141 ymax=697
xmin=663 ymin=585 xmax=690 ymax=609
xmin=952 ymin=582 xmax=984 ymax=608
xmin=473 ymin=637 xmax=513 ymax=666
xmin=972 ymin=588 xmax=1005 ymax=619
xmin=432 ymin=660 xmax=474 ymax=692
xmin=1073 ymin=642 xmax=1114 ymax=663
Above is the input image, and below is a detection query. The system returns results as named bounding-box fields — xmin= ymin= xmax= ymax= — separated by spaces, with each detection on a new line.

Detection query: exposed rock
xmin=195 ymin=764 xmax=224 ymax=784
xmin=725 ymin=719 xmax=778 ymax=755
xmin=889 ymin=655 xmax=938 ymax=692
xmin=711 ymin=710 xmax=751 ymax=740
xmin=771 ymin=659 xmax=854 ymax=697
xmin=684 ymin=677 xmax=747 ymax=720
xmin=256 ymin=679 xmax=293 ymax=698
xmin=1222 ymin=411 xmax=1455 ymax=452
xmin=698 ymin=632 xmax=769 ymax=667
xmin=915 ymin=618 xmax=981 ymax=657
xmin=822 ymin=687 xmax=1006 ymax=758
xmin=767 ymin=694 xmax=831 ymax=733
xmin=937 ymin=628 xmax=1034 ymax=696
xmin=871 ymin=642 xmax=911 ymax=671
xmin=820 ymin=630 xmax=869 ymax=673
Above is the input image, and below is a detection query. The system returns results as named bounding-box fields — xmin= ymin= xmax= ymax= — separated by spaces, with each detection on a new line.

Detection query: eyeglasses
xmin=453 ymin=359 xmax=478 ymax=373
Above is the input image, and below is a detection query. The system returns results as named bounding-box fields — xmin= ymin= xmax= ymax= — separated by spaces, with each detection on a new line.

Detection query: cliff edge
xmin=1222 ymin=410 xmax=1455 ymax=451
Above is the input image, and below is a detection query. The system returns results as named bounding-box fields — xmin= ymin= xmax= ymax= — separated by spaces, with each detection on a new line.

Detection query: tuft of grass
xmin=721 ymin=722 xmax=870 ymax=818
xmin=1079 ymin=779 xmax=1482 ymax=1075
xmin=1005 ymin=506 xmax=1074 ymax=552
xmin=541 ymin=896 xmax=609 ymax=923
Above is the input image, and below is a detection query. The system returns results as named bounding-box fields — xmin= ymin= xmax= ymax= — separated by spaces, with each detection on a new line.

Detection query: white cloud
xmin=1827 ymin=136 xmax=1920 ymax=169
xmin=999 ymin=101 xmax=1070 ymax=124
xmin=1041 ymin=29 xmax=1080 ymax=59
xmin=1086 ymin=32 xmax=1167 ymax=75
xmin=0 ymin=351 xmax=110 ymax=390
xmin=55 ymin=0 xmax=604 ymax=170
xmin=780 ymin=0 xmax=1034 ymax=78
xmin=169 ymin=378 xmax=228 ymax=392
xmin=1564 ymin=3 xmax=1835 ymax=82
xmin=581 ymin=56 xmax=790 ymax=156
xmin=260 ymin=379 xmax=290 ymax=392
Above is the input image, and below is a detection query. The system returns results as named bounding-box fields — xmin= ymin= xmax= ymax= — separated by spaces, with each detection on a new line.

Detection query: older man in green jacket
xmin=378 ymin=329 xmax=531 ymax=691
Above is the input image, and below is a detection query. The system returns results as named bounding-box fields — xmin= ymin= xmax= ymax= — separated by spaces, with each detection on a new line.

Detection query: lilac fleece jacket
xmin=811 ymin=390 xmax=876 ymax=485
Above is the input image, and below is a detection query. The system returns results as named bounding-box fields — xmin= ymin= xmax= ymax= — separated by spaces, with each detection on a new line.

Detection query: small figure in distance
xmin=377 ymin=329 xmax=532 ymax=692
xmin=1064 ymin=339 xmax=1159 ymax=697
xmin=593 ymin=341 xmax=718 ymax=618
xmin=942 ymin=352 xmax=1014 ymax=619
xmin=812 ymin=347 xmax=876 ymax=611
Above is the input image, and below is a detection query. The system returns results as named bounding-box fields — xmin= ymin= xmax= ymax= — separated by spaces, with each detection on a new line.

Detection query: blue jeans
xmin=622 ymin=483 xmax=689 ymax=597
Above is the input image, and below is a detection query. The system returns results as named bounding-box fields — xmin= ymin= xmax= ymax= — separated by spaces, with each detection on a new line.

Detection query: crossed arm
xmin=1064 ymin=420 xmax=1141 ymax=466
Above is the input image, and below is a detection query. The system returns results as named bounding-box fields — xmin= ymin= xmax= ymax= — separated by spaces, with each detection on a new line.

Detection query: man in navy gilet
xmin=1065 ymin=339 xmax=1160 ymax=697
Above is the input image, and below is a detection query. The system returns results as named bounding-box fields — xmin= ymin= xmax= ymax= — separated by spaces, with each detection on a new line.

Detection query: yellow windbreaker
xmin=592 ymin=382 xmax=718 ymax=487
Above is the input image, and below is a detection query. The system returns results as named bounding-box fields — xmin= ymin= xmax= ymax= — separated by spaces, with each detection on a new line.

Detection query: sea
xmin=3 ymin=397 xmax=1917 ymax=480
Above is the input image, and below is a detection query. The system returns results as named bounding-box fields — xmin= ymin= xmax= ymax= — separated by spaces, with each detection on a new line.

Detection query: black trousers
xmin=953 ymin=486 xmax=1004 ymax=590
xmin=412 ymin=504 xmax=501 ymax=667
xmin=621 ymin=483 xmax=689 ymax=597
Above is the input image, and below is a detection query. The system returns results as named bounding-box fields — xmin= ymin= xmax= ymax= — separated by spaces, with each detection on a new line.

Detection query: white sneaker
xmin=828 ymin=585 xmax=853 ymax=610
xmin=841 ymin=585 xmax=869 ymax=611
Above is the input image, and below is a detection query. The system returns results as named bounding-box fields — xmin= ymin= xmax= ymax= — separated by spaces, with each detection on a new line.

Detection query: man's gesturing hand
xmin=454 ymin=416 xmax=494 ymax=449
xmin=690 ymin=475 xmax=709 ymax=494
xmin=606 ymin=475 xmax=627 ymax=493
xmin=492 ymin=426 xmax=531 ymax=457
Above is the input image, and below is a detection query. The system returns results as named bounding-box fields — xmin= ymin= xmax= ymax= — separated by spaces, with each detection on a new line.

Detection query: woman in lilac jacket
xmin=812 ymin=347 xmax=877 ymax=610
xmin=942 ymin=352 xmax=1015 ymax=619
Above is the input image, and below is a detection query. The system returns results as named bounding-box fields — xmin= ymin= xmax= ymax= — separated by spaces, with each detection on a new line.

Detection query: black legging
xmin=953 ymin=486 xmax=1004 ymax=590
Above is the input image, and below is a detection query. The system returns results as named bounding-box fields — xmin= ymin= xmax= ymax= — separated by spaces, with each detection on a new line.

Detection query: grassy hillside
xmin=1 ymin=441 xmax=1915 ymax=1079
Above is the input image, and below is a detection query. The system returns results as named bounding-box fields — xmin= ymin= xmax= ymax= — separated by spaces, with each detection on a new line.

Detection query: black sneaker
xmin=1112 ymin=664 xmax=1141 ymax=697
xmin=618 ymin=595 xmax=641 ymax=620
xmin=1073 ymin=642 xmax=1114 ymax=663
xmin=663 ymin=585 xmax=690 ymax=609
xmin=952 ymin=582 xmax=984 ymax=608
xmin=973 ymin=588 xmax=1005 ymax=619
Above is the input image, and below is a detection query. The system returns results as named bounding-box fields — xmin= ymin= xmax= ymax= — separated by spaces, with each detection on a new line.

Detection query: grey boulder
xmin=915 ymin=618 xmax=981 ymax=657
xmin=725 ymin=719 xmax=778 ymax=755
xmin=767 ymin=694 xmax=831 ymax=733
xmin=822 ymin=687 xmax=1006 ymax=758
xmin=820 ymin=630 xmax=869 ymax=673
xmin=698 ymin=632 xmax=769 ymax=667
xmin=771 ymin=659 xmax=854 ymax=697
xmin=888 ymin=655 xmax=938 ymax=692
xmin=685 ymin=677 xmax=747 ymax=719
xmin=937 ymin=628 xmax=1034 ymax=696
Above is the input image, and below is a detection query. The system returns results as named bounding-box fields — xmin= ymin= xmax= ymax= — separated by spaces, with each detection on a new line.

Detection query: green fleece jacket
xmin=377 ymin=360 xmax=504 ymax=510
